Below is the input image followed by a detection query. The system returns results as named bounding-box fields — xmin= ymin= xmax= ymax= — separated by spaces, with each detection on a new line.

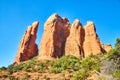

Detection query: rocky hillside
xmin=0 ymin=40 xmax=120 ymax=80
xmin=1 ymin=13 xmax=119 ymax=80
xmin=14 ymin=13 xmax=112 ymax=63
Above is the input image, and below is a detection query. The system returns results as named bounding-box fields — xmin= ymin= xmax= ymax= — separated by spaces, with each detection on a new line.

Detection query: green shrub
xmin=7 ymin=75 xmax=18 ymax=80
xmin=70 ymin=56 xmax=101 ymax=80
xmin=107 ymin=38 xmax=120 ymax=61
xmin=50 ymin=55 xmax=100 ymax=78
xmin=7 ymin=62 xmax=30 ymax=73
xmin=115 ymin=38 xmax=120 ymax=50
xmin=82 ymin=56 xmax=100 ymax=72
xmin=33 ymin=77 xmax=39 ymax=80
xmin=107 ymin=49 xmax=120 ymax=61
xmin=50 ymin=55 xmax=82 ymax=73
xmin=70 ymin=70 xmax=87 ymax=80
xmin=32 ymin=62 xmax=48 ymax=73
xmin=44 ymin=75 xmax=50 ymax=80
xmin=22 ymin=73 xmax=30 ymax=80
xmin=113 ymin=70 xmax=120 ymax=78
xmin=50 ymin=67 xmax=63 ymax=73
xmin=7 ymin=64 xmax=14 ymax=74
xmin=7 ymin=57 xmax=49 ymax=73
xmin=0 ymin=66 xmax=7 ymax=71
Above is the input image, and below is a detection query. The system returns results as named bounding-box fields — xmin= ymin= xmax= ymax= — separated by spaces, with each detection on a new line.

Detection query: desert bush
xmin=107 ymin=38 xmax=120 ymax=61
xmin=70 ymin=69 xmax=87 ymax=80
xmin=50 ymin=55 xmax=82 ymax=73
xmin=82 ymin=56 xmax=100 ymax=72
xmin=50 ymin=67 xmax=63 ymax=73
xmin=7 ymin=57 xmax=49 ymax=73
xmin=0 ymin=66 xmax=7 ymax=71
xmin=7 ymin=62 xmax=30 ymax=73
xmin=44 ymin=75 xmax=50 ymax=80
xmin=105 ymin=38 xmax=120 ymax=79
xmin=50 ymin=55 xmax=100 ymax=75
xmin=6 ymin=75 xmax=18 ymax=80
xmin=115 ymin=38 xmax=120 ymax=50
xmin=113 ymin=70 xmax=120 ymax=78
xmin=7 ymin=64 xmax=15 ymax=74
xmin=32 ymin=62 xmax=48 ymax=73
xmin=22 ymin=73 xmax=30 ymax=80
xmin=33 ymin=77 xmax=39 ymax=80
xmin=70 ymin=56 xmax=101 ymax=80
xmin=107 ymin=49 xmax=120 ymax=61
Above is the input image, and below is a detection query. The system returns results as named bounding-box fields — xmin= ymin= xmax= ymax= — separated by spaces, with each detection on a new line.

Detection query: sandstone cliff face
xmin=83 ymin=21 xmax=104 ymax=57
xmin=39 ymin=14 xmax=70 ymax=58
xmin=15 ymin=13 xmax=112 ymax=63
xmin=39 ymin=14 xmax=111 ymax=58
xmin=14 ymin=21 xmax=39 ymax=64
xmin=65 ymin=19 xmax=84 ymax=57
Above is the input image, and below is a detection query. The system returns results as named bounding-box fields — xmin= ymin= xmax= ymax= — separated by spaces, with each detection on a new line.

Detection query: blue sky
xmin=0 ymin=0 xmax=120 ymax=67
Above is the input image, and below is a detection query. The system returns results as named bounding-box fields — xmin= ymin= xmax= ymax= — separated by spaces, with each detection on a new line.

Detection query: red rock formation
xmin=105 ymin=44 xmax=112 ymax=52
xmin=39 ymin=14 xmax=110 ymax=58
xmin=39 ymin=13 xmax=70 ymax=58
xmin=65 ymin=19 xmax=84 ymax=57
xmin=83 ymin=21 xmax=103 ymax=57
xmin=14 ymin=21 xmax=39 ymax=64
xmin=14 ymin=13 xmax=112 ymax=63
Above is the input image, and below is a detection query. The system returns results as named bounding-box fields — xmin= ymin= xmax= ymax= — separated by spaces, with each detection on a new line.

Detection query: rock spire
xmin=14 ymin=21 xmax=39 ymax=64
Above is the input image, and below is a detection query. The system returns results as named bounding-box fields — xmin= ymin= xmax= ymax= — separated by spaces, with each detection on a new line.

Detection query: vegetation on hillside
xmin=107 ymin=38 xmax=120 ymax=79
xmin=0 ymin=38 xmax=120 ymax=80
